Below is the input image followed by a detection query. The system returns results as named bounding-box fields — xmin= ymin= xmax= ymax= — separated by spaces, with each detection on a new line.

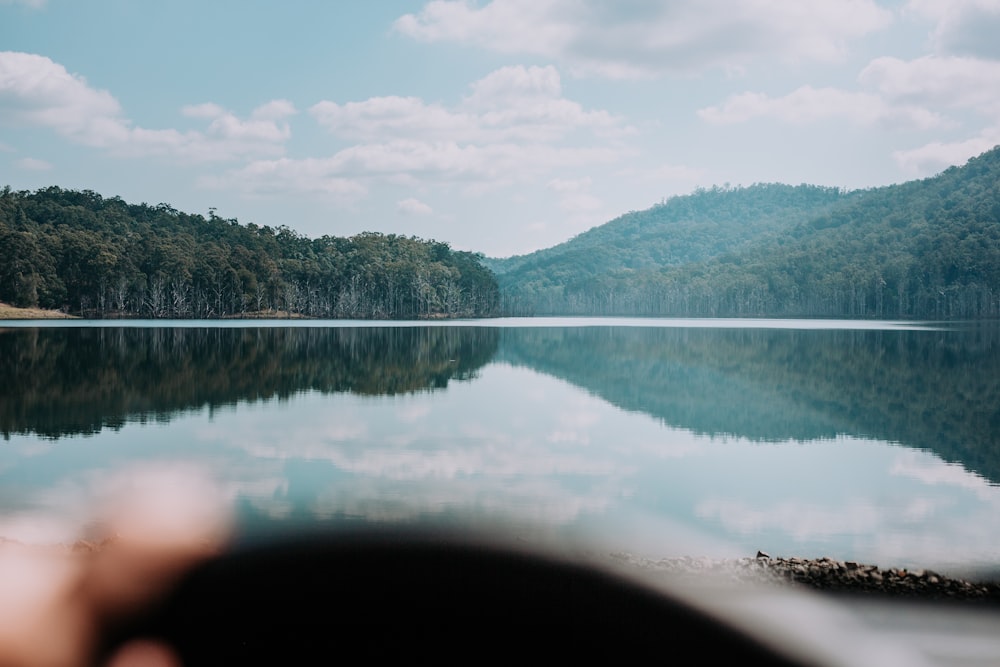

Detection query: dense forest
xmin=487 ymin=182 xmax=853 ymax=312
xmin=5 ymin=146 xmax=1000 ymax=320
xmin=494 ymin=146 xmax=1000 ymax=319
xmin=0 ymin=187 xmax=500 ymax=319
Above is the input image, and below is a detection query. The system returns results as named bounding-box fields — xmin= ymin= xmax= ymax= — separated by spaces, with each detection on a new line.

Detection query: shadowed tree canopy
xmin=0 ymin=186 xmax=499 ymax=319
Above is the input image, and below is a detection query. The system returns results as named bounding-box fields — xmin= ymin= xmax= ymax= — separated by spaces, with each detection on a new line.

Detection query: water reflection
xmin=8 ymin=322 xmax=995 ymax=484
xmin=0 ymin=326 xmax=498 ymax=439
xmin=500 ymin=325 xmax=1000 ymax=484
xmin=2 ymin=321 xmax=999 ymax=572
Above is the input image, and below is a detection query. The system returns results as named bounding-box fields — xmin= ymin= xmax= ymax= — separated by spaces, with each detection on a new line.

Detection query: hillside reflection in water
xmin=1 ymin=320 xmax=998 ymax=575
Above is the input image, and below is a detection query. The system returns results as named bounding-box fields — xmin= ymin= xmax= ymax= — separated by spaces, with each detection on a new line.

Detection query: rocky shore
xmin=4 ymin=537 xmax=999 ymax=604
xmin=611 ymin=552 xmax=1000 ymax=604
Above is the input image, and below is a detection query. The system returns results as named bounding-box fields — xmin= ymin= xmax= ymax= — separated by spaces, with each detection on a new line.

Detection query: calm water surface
xmin=2 ymin=318 xmax=998 ymax=574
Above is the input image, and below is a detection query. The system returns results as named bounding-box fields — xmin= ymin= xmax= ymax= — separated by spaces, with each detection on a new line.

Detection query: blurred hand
xmin=0 ymin=465 xmax=230 ymax=667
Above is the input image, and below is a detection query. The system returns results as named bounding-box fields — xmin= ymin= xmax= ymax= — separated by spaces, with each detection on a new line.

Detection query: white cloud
xmin=892 ymin=126 xmax=1000 ymax=174
xmin=394 ymin=0 xmax=893 ymax=78
xmin=202 ymin=157 xmax=368 ymax=198
xmin=547 ymin=176 xmax=590 ymax=194
xmin=251 ymin=99 xmax=297 ymax=121
xmin=859 ymin=55 xmax=1000 ymax=113
xmin=206 ymin=106 xmax=293 ymax=144
xmin=180 ymin=99 xmax=295 ymax=145
xmin=16 ymin=156 xmax=51 ymax=170
xmin=907 ymin=0 xmax=1000 ymax=59
xmin=0 ymin=51 xmax=293 ymax=162
xmin=645 ymin=9 xmax=1000 ymax=189
xmin=224 ymin=66 xmax=630 ymax=198
xmin=698 ymin=53 xmax=1000 ymax=173
xmin=310 ymin=96 xmax=477 ymax=141
xmin=211 ymin=141 xmax=624 ymax=197
xmin=0 ymin=51 xmax=124 ymax=145
xmin=397 ymin=197 xmax=433 ymax=215
xmin=547 ymin=176 xmax=602 ymax=214
xmin=394 ymin=1 xmax=573 ymax=62
xmin=464 ymin=64 xmax=562 ymax=106
xmin=698 ymin=85 xmax=944 ymax=129
xmin=311 ymin=65 xmax=628 ymax=144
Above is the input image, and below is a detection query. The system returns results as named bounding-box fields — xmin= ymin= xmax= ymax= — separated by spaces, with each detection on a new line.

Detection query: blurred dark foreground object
xmin=98 ymin=529 xmax=808 ymax=666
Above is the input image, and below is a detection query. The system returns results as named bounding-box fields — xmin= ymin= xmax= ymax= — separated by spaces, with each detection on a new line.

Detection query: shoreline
xmin=0 ymin=302 xmax=77 ymax=319
xmin=611 ymin=553 xmax=1000 ymax=604
xmin=0 ymin=304 xmax=454 ymax=321
xmin=4 ymin=536 xmax=998 ymax=604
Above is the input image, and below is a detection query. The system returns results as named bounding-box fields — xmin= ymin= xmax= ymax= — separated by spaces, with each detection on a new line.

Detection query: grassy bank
xmin=0 ymin=302 xmax=77 ymax=319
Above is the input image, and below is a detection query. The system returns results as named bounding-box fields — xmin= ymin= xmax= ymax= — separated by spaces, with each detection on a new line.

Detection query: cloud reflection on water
xmin=2 ymin=324 xmax=1000 ymax=575
xmin=173 ymin=365 xmax=1000 ymax=570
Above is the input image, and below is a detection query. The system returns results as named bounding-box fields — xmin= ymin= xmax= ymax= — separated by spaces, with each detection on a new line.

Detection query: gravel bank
xmin=5 ymin=538 xmax=999 ymax=604
xmin=610 ymin=552 xmax=1000 ymax=604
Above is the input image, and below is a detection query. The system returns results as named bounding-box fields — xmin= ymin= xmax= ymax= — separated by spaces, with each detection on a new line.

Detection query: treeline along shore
xmin=0 ymin=186 xmax=500 ymax=319
xmin=4 ymin=146 xmax=1000 ymax=321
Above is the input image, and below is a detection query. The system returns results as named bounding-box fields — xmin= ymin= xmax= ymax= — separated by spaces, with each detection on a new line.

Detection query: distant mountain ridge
xmin=493 ymin=146 xmax=1000 ymax=319
xmin=489 ymin=182 xmax=851 ymax=276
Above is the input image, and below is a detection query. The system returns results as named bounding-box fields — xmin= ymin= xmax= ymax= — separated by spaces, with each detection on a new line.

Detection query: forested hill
xmin=495 ymin=146 xmax=1000 ymax=319
xmin=488 ymin=183 xmax=853 ymax=312
xmin=0 ymin=187 xmax=499 ymax=319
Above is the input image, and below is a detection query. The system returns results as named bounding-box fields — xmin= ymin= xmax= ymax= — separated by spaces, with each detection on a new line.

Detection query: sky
xmin=2 ymin=1 xmax=1000 ymax=258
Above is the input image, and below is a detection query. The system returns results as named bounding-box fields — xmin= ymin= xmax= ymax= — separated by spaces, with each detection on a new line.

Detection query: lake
xmin=2 ymin=318 xmax=999 ymax=576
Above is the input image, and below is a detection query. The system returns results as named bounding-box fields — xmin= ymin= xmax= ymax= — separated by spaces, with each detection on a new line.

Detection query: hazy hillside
xmin=497 ymin=147 xmax=1000 ymax=319
xmin=489 ymin=183 xmax=852 ymax=312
